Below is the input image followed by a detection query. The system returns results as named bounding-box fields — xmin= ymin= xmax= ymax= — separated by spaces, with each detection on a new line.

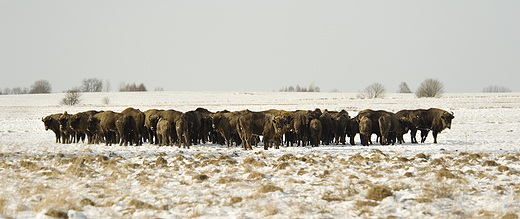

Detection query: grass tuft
xmin=259 ymin=184 xmax=283 ymax=193
xmin=366 ymin=185 xmax=393 ymax=201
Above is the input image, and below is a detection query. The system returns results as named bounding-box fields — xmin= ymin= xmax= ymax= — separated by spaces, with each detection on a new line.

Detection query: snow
xmin=1 ymin=91 xmax=520 ymax=218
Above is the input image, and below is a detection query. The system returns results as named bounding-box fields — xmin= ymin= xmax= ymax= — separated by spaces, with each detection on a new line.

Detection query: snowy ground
xmin=1 ymin=92 xmax=520 ymax=218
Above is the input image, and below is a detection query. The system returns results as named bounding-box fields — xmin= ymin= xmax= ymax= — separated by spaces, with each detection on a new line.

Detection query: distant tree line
xmin=119 ymin=82 xmax=147 ymax=92
xmin=1 ymin=79 xmax=52 ymax=95
xmin=482 ymin=85 xmax=511 ymax=93
xmin=279 ymin=83 xmax=320 ymax=92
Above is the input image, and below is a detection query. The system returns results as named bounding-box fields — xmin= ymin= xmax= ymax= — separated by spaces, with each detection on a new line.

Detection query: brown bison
xmin=358 ymin=115 xmax=372 ymax=146
xmin=398 ymin=108 xmax=454 ymax=143
xmin=355 ymin=109 xmax=405 ymax=145
xmin=42 ymin=113 xmax=62 ymax=143
xmin=121 ymin=107 xmax=145 ymax=145
xmin=87 ymin=111 xmax=121 ymax=146
xmin=309 ymin=118 xmax=322 ymax=147
xmin=236 ymin=110 xmax=286 ymax=150
xmin=319 ymin=110 xmax=333 ymax=145
xmin=330 ymin=110 xmax=350 ymax=145
xmin=414 ymin=108 xmax=454 ymax=143
xmin=156 ymin=118 xmax=173 ymax=146
xmin=116 ymin=114 xmax=139 ymax=146
xmin=175 ymin=114 xmax=190 ymax=148
xmin=58 ymin=111 xmax=78 ymax=144
xmin=396 ymin=109 xmax=426 ymax=144
xmin=144 ymin=109 xmax=163 ymax=144
xmin=212 ymin=110 xmax=244 ymax=148
xmin=70 ymin=110 xmax=98 ymax=144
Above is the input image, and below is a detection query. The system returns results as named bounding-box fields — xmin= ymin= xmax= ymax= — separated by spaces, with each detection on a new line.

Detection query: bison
xmin=121 ymin=107 xmax=145 ymax=145
xmin=398 ymin=108 xmax=454 ymax=144
xmin=236 ymin=110 xmax=286 ymax=150
xmin=358 ymin=115 xmax=372 ymax=146
xmin=212 ymin=110 xmax=244 ymax=148
xmin=416 ymin=108 xmax=454 ymax=143
xmin=70 ymin=110 xmax=98 ymax=144
xmin=87 ymin=111 xmax=121 ymax=146
xmin=309 ymin=118 xmax=322 ymax=147
xmin=156 ymin=118 xmax=173 ymax=146
xmin=42 ymin=113 xmax=62 ymax=143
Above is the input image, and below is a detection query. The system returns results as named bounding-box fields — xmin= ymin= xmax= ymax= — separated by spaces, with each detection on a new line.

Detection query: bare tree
xmin=154 ymin=87 xmax=164 ymax=91
xmin=102 ymin=96 xmax=110 ymax=105
xmin=103 ymin=79 xmax=111 ymax=92
xmin=29 ymin=79 xmax=52 ymax=94
xmin=81 ymin=78 xmax=103 ymax=92
xmin=482 ymin=85 xmax=511 ymax=93
xmin=359 ymin=83 xmax=386 ymax=99
xmin=397 ymin=82 xmax=412 ymax=93
xmin=416 ymin=78 xmax=444 ymax=98
xmin=3 ymin=88 xmax=11 ymax=95
xmin=12 ymin=87 xmax=29 ymax=94
xmin=60 ymin=89 xmax=82 ymax=105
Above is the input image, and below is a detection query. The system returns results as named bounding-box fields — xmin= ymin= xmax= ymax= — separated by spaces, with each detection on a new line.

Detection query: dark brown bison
xmin=42 ymin=113 xmax=62 ymax=143
xmin=378 ymin=113 xmax=392 ymax=145
xmin=412 ymin=108 xmax=454 ymax=143
xmin=184 ymin=110 xmax=203 ymax=145
xmin=330 ymin=110 xmax=350 ymax=145
xmin=358 ymin=115 xmax=372 ymax=146
xmin=355 ymin=109 xmax=404 ymax=145
xmin=398 ymin=108 xmax=454 ymax=143
xmin=319 ymin=110 xmax=333 ymax=145
xmin=144 ymin=109 xmax=163 ymax=144
xmin=309 ymin=118 xmax=322 ymax=147
xmin=236 ymin=110 xmax=286 ymax=150
xmin=116 ymin=114 xmax=139 ymax=146
xmin=175 ymin=114 xmax=190 ymax=148
xmin=87 ymin=111 xmax=121 ymax=146
xmin=58 ymin=111 xmax=79 ymax=144
xmin=396 ymin=109 xmax=426 ymax=144
xmin=121 ymin=107 xmax=145 ymax=145
xmin=70 ymin=110 xmax=98 ymax=144
xmin=347 ymin=117 xmax=359 ymax=145
xmin=195 ymin=107 xmax=214 ymax=144
xmin=212 ymin=110 xmax=244 ymax=148
xmin=292 ymin=109 xmax=322 ymax=146
xmin=292 ymin=110 xmax=310 ymax=146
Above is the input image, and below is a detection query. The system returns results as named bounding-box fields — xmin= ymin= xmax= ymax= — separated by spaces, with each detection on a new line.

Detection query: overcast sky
xmin=1 ymin=1 xmax=519 ymax=93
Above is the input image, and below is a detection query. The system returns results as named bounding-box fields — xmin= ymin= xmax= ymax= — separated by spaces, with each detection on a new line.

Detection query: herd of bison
xmin=42 ymin=107 xmax=455 ymax=150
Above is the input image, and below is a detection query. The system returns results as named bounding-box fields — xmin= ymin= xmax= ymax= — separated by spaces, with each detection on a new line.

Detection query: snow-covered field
xmin=1 ymin=91 xmax=520 ymax=218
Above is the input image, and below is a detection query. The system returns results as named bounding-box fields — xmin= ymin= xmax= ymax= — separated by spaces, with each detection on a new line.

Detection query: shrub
xmin=60 ymin=89 xmax=81 ymax=106
xmin=358 ymin=83 xmax=386 ymax=99
xmin=29 ymin=79 xmax=52 ymax=94
xmin=416 ymin=78 xmax=444 ymax=98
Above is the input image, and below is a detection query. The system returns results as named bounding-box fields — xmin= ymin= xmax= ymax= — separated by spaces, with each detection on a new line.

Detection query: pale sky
xmin=1 ymin=1 xmax=519 ymax=93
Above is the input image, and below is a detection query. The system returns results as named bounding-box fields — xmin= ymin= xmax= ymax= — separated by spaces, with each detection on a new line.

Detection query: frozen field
xmin=1 ymin=91 xmax=520 ymax=218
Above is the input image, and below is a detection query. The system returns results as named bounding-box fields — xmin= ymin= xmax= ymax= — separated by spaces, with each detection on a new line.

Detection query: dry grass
xmin=366 ymin=185 xmax=393 ymax=201
xmin=259 ymin=184 xmax=283 ymax=193
xmin=1 ymin=147 xmax=519 ymax=218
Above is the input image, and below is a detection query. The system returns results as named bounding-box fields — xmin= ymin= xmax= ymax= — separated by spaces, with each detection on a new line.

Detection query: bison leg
xmin=420 ymin=130 xmax=429 ymax=143
xmin=432 ymin=131 xmax=439 ymax=144
xmin=410 ymin=128 xmax=418 ymax=143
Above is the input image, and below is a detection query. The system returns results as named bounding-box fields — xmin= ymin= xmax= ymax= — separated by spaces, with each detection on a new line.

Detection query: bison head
xmin=70 ymin=114 xmax=81 ymax=129
xmin=42 ymin=117 xmax=51 ymax=130
xmin=441 ymin=111 xmax=455 ymax=129
xmin=272 ymin=115 xmax=287 ymax=135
